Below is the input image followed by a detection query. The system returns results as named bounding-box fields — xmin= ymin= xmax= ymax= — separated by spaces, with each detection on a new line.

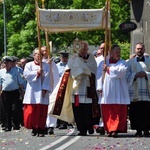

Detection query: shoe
xmin=2 ymin=126 xmax=5 ymax=130
xmin=37 ymin=129 xmax=45 ymax=137
xmin=1 ymin=124 xmax=5 ymax=130
xmin=48 ymin=127 xmax=54 ymax=135
xmin=107 ymin=132 xmax=112 ymax=137
xmin=37 ymin=133 xmax=45 ymax=137
xmin=56 ymin=124 xmax=60 ymax=128
xmin=13 ymin=126 xmax=20 ymax=130
xmin=44 ymin=128 xmax=48 ymax=135
xmin=31 ymin=129 xmax=38 ymax=136
xmin=112 ymin=131 xmax=118 ymax=138
xmin=68 ymin=124 xmax=74 ymax=129
xmin=77 ymin=132 xmax=87 ymax=136
xmin=135 ymin=130 xmax=143 ymax=137
xmin=143 ymin=130 xmax=149 ymax=137
xmin=31 ymin=132 xmax=37 ymax=136
xmin=59 ymin=124 xmax=67 ymax=130
xmin=56 ymin=119 xmax=61 ymax=128
xmin=5 ymin=128 xmax=11 ymax=132
xmin=96 ymin=127 xmax=105 ymax=135
xmin=88 ymin=128 xmax=94 ymax=134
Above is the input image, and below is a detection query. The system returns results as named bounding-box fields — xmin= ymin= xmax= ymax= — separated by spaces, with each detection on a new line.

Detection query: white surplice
xmin=98 ymin=59 xmax=130 ymax=104
xmin=23 ymin=61 xmax=51 ymax=105
xmin=42 ymin=58 xmax=60 ymax=127
xmin=126 ymin=56 xmax=150 ymax=101
xmin=95 ymin=55 xmax=104 ymax=67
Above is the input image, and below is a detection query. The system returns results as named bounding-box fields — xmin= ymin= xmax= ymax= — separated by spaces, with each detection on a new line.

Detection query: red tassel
xmin=74 ymin=95 xmax=79 ymax=106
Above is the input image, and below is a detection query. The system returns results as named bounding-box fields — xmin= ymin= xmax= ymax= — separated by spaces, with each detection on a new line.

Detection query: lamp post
xmin=0 ymin=0 xmax=7 ymax=55
xmin=3 ymin=0 xmax=7 ymax=55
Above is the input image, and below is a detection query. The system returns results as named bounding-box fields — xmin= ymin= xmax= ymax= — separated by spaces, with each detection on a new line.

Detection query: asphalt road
xmin=0 ymin=125 xmax=150 ymax=150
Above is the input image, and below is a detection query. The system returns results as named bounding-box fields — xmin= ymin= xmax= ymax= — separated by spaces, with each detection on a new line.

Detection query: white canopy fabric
xmin=37 ymin=7 xmax=110 ymax=33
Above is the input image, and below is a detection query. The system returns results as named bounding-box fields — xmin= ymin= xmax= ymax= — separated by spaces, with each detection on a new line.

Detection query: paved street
xmin=0 ymin=124 xmax=150 ymax=150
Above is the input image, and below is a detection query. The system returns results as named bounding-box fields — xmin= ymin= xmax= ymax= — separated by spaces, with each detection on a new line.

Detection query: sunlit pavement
xmin=0 ymin=124 xmax=150 ymax=150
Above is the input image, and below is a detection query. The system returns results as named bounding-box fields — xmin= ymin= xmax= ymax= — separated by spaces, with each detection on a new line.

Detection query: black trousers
xmin=1 ymin=89 xmax=21 ymax=129
xmin=72 ymin=103 xmax=93 ymax=133
xmin=0 ymin=95 xmax=5 ymax=125
xmin=129 ymin=101 xmax=150 ymax=131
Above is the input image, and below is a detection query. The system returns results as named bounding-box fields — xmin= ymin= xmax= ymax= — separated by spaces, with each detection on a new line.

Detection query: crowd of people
xmin=0 ymin=41 xmax=150 ymax=138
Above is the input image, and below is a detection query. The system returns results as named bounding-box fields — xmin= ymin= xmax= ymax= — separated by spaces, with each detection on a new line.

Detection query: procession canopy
xmin=36 ymin=6 xmax=110 ymax=33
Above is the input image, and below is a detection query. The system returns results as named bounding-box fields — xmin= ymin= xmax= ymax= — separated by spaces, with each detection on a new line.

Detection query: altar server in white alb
xmin=126 ymin=42 xmax=150 ymax=137
xmin=23 ymin=48 xmax=51 ymax=137
xmin=97 ymin=44 xmax=130 ymax=137
xmin=41 ymin=46 xmax=59 ymax=135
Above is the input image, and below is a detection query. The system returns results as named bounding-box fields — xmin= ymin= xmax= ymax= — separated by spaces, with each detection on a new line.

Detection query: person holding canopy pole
xmin=40 ymin=0 xmax=60 ymax=135
xmin=96 ymin=0 xmax=111 ymax=135
xmin=23 ymin=48 xmax=52 ymax=137
xmin=41 ymin=45 xmax=60 ymax=135
xmin=22 ymin=0 xmax=52 ymax=137
xmin=96 ymin=0 xmax=130 ymax=137
xmin=97 ymin=44 xmax=130 ymax=137
xmin=97 ymin=0 xmax=130 ymax=138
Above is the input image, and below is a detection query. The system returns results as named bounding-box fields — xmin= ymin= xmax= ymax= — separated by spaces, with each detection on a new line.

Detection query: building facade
xmin=131 ymin=0 xmax=150 ymax=54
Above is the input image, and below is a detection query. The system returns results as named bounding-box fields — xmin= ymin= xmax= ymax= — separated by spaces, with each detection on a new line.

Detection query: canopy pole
xmin=104 ymin=0 xmax=111 ymax=64
xmin=102 ymin=0 xmax=111 ymax=83
xmin=108 ymin=1 xmax=111 ymax=56
xmin=41 ymin=0 xmax=54 ymax=90
xmin=100 ymin=0 xmax=111 ymax=130
xmin=35 ymin=0 xmax=42 ymax=69
xmin=41 ymin=0 xmax=45 ymax=8
xmin=41 ymin=0 xmax=51 ymax=59
xmin=45 ymin=32 xmax=51 ymax=59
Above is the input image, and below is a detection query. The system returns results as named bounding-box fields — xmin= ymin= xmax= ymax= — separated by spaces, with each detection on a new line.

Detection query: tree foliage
xmin=0 ymin=0 xmax=130 ymax=59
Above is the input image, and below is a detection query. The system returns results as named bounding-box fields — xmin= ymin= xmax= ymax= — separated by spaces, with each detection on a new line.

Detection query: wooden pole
xmin=102 ymin=0 xmax=111 ymax=84
xmin=35 ymin=0 xmax=42 ymax=69
xmin=49 ymin=40 xmax=54 ymax=90
xmin=41 ymin=0 xmax=54 ymax=90
xmin=104 ymin=0 xmax=110 ymax=64
xmin=99 ymin=0 xmax=111 ymax=130
xmin=49 ymin=41 xmax=52 ymax=58
xmin=45 ymin=32 xmax=51 ymax=59
xmin=41 ymin=0 xmax=45 ymax=8
xmin=108 ymin=0 xmax=111 ymax=57
xmin=41 ymin=0 xmax=51 ymax=59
